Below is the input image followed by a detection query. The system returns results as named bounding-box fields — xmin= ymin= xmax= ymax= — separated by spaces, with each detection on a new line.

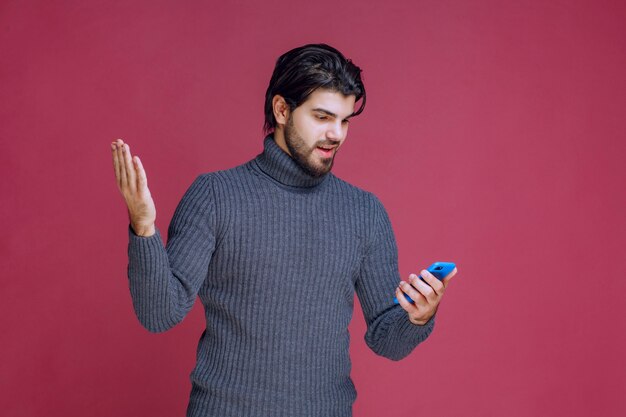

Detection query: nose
xmin=326 ymin=121 xmax=344 ymax=142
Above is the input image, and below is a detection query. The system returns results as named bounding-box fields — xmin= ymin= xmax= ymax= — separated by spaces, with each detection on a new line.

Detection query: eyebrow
xmin=311 ymin=108 xmax=354 ymax=120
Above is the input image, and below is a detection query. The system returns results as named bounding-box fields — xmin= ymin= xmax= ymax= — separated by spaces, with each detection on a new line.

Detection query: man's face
xmin=282 ymin=89 xmax=356 ymax=177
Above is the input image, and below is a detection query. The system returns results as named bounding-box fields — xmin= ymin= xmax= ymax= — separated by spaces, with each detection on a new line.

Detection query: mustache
xmin=314 ymin=140 xmax=340 ymax=148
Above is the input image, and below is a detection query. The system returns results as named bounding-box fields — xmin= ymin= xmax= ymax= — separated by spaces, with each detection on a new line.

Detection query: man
xmin=111 ymin=43 xmax=456 ymax=417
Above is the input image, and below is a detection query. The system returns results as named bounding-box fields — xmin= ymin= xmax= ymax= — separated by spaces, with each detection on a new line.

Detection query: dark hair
xmin=263 ymin=43 xmax=366 ymax=135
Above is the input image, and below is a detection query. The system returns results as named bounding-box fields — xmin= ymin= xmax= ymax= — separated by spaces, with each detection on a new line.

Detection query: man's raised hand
xmin=111 ymin=139 xmax=156 ymax=237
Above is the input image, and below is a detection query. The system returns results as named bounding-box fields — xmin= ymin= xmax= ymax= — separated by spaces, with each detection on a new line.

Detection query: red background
xmin=1 ymin=1 xmax=625 ymax=416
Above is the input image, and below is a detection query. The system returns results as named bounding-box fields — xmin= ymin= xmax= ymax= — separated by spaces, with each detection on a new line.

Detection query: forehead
xmin=299 ymin=89 xmax=356 ymax=117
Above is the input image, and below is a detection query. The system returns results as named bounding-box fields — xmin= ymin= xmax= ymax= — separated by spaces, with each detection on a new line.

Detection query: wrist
xmin=131 ymin=222 xmax=155 ymax=237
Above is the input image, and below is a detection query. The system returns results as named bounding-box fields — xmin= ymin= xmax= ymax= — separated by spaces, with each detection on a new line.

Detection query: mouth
xmin=316 ymin=145 xmax=337 ymax=158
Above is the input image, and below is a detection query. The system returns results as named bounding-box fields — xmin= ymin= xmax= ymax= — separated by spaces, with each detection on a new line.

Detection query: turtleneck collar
xmin=253 ymin=134 xmax=329 ymax=188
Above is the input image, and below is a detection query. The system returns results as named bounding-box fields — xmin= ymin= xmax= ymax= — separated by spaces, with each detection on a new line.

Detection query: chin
xmin=310 ymin=160 xmax=334 ymax=177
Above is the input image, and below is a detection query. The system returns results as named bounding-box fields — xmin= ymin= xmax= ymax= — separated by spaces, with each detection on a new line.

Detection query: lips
xmin=316 ymin=146 xmax=335 ymax=157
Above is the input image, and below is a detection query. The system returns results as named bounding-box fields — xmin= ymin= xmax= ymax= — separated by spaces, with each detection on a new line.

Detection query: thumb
xmin=134 ymin=156 xmax=149 ymax=189
xmin=442 ymin=267 xmax=458 ymax=288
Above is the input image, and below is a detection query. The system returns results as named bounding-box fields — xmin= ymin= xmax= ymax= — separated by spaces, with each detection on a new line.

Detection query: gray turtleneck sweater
xmin=127 ymin=135 xmax=434 ymax=417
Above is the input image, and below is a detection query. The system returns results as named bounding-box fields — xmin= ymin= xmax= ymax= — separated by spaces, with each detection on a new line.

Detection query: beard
xmin=284 ymin=114 xmax=338 ymax=178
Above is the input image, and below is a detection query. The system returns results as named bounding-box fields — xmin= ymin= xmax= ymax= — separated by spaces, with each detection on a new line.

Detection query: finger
xmin=134 ymin=155 xmax=148 ymax=190
xmin=111 ymin=141 xmax=122 ymax=186
xmin=408 ymin=272 xmax=438 ymax=302
xmin=116 ymin=140 xmax=128 ymax=188
xmin=395 ymin=286 xmax=419 ymax=314
xmin=420 ymin=270 xmax=444 ymax=296
xmin=441 ymin=267 xmax=458 ymax=289
xmin=123 ymin=143 xmax=137 ymax=193
xmin=399 ymin=280 xmax=427 ymax=307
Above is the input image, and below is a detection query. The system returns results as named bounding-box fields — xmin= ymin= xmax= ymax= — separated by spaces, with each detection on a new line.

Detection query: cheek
xmin=301 ymin=119 xmax=323 ymax=140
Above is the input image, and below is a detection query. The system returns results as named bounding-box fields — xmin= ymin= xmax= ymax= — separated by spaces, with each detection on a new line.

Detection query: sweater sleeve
xmin=355 ymin=193 xmax=435 ymax=361
xmin=126 ymin=174 xmax=217 ymax=333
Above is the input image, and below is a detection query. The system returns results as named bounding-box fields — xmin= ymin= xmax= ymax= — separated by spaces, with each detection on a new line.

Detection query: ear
xmin=272 ymin=95 xmax=290 ymax=127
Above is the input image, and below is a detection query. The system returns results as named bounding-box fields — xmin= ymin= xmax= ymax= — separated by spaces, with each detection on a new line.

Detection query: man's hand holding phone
xmin=395 ymin=263 xmax=457 ymax=326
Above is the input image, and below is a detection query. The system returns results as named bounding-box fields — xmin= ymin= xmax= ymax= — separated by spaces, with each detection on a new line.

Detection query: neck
xmin=272 ymin=127 xmax=291 ymax=156
xmin=253 ymin=134 xmax=329 ymax=188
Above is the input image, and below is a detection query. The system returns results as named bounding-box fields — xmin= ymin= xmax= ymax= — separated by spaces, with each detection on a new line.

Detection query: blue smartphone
xmin=393 ymin=261 xmax=456 ymax=304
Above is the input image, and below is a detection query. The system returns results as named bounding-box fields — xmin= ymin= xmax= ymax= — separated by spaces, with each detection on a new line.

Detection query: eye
xmin=316 ymin=115 xmax=328 ymax=120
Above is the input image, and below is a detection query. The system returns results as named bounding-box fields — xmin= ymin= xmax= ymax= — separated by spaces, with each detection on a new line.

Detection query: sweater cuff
xmin=396 ymin=308 xmax=436 ymax=343
xmin=127 ymin=224 xmax=164 ymax=258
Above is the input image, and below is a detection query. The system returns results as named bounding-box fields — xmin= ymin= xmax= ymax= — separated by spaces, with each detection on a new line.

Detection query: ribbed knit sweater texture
xmin=127 ymin=135 xmax=434 ymax=417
